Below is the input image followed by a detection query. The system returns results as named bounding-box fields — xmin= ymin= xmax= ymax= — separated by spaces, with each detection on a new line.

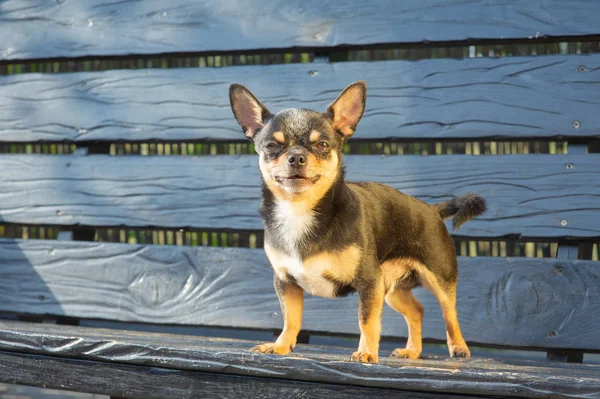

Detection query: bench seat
xmin=0 ymin=320 xmax=598 ymax=399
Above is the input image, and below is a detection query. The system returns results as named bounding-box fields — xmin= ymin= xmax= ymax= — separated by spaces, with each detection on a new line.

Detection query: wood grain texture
xmin=1 ymin=239 xmax=599 ymax=350
xmin=2 ymin=1 xmax=600 ymax=60
xmin=0 ymin=352 xmax=444 ymax=399
xmin=0 ymin=154 xmax=598 ymax=238
xmin=1 ymin=54 xmax=599 ymax=141
xmin=0 ymin=321 xmax=598 ymax=398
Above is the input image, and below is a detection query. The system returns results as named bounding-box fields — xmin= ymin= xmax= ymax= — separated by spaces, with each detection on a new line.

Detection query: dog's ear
xmin=325 ymin=81 xmax=367 ymax=139
xmin=229 ymin=84 xmax=272 ymax=140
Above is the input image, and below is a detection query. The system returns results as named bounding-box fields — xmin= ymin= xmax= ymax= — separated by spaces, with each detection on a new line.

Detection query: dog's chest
xmin=264 ymin=244 xmax=360 ymax=298
xmin=264 ymin=200 xmax=361 ymax=297
xmin=271 ymin=200 xmax=316 ymax=251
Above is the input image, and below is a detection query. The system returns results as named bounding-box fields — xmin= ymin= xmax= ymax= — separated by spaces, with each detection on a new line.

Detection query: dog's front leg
xmin=251 ymin=275 xmax=303 ymax=355
xmin=351 ymin=277 xmax=385 ymax=363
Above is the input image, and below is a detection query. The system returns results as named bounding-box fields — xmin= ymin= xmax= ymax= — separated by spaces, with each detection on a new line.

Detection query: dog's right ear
xmin=229 ymin=84 xmax=272 ymax=140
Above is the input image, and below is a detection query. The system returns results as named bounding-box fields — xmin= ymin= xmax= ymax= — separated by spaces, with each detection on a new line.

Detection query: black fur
xmin=435 ymin=194 xmax=487 ymax=230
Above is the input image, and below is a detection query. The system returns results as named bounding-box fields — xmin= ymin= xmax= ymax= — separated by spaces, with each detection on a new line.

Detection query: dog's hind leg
xmin=419 ymin=268 xmax=470 ymax=358
xmin=386 ymin=288 xmax=424 ymax=359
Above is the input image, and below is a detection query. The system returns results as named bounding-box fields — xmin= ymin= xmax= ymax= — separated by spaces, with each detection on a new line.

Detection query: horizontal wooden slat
xmin=0 ymin=322 xmax=599 ymax=398
xmin=0 ymin=352 xmax=430 ymax=399
xmin=1 ymin=54 xmax=599 ymax=141
xmin=1 ymin=239 xmax=599 ymax=351
xmin=2 ymin=1 xmax=600 ymax=60
xmin=1 ymin=154 xmax=598 ymax=239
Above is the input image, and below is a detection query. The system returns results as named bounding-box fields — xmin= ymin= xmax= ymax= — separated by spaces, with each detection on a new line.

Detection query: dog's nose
xmin=287 ymin=153 xmax=307 ymax=167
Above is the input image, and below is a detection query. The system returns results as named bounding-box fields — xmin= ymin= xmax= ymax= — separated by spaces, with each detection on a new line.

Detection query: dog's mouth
xmin=275 ymin=174 xmax=320 ymax=185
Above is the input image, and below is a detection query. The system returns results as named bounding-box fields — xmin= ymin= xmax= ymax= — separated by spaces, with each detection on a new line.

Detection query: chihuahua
xmin=229 ymin=81 xmax=486 ymax=363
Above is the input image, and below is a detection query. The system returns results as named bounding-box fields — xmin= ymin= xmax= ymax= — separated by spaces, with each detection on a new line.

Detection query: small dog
xmin=229 ymin=81 xmax=485 ymax=363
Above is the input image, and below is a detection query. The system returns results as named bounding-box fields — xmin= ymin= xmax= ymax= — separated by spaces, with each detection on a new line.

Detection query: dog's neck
xmin=260 ymin=169 xmax=348 ymax=254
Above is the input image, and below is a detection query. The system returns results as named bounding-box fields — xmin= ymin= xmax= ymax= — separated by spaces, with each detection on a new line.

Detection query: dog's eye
xmin=265 ymin=142 xmax=280 ymax=151
xmin=316 ymin=141 xmax=330 ymax=150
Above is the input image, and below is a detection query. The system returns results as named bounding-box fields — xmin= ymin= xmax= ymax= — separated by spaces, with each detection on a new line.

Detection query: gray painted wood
xmin=1 ymin=239 xmax=599 ymax=351
xmin=0 ymin=154 xmax=598 ymax=238
xmin=0 ymin=321 xmax=598 ymax=398
xmin=0 ymin=352 xmax=445 ymax=399
xmin=546 ymin=244 xmax=585 ymax=362
xmin=1 ymin=54 xmax=599 ymax=141
xmin=2 ymin=1 xmax=600 ymax=60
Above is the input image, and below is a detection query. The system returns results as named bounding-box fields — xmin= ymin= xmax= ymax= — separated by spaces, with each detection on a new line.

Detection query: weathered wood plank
xmin=0 ymin=322 xmax=598 ymax=398
xmin=0 ymin=154 xmax=598 ymax=238
xmin=0 ymin=352 xmax=444 ymax=399
xmin=2 ymin=1 xmax=600 ymax=60
xmin=1 ymin=239 xmax=599 ymax=350
xmin=1 ymin=54 xmax=600 ymax=141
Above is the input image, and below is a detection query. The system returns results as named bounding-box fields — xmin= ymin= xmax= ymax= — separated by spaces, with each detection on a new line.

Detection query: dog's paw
xmin=449 ymin=345 xmax=471 ymax=358
xmin=390 ymin=348 xmax=421 ymax=360
xmin=350 ymin=351 xmax=378 ymax=363
xmin=250 ymin=342 xmax=292 ymax=355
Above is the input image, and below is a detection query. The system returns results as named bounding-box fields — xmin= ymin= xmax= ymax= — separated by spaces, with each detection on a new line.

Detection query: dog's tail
xmin=434 ymin=194 xmax=486 ymax=230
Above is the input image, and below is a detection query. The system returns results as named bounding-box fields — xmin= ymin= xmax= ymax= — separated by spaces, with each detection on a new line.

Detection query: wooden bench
xmin=1 ymin=1 xmax=599 ymax=398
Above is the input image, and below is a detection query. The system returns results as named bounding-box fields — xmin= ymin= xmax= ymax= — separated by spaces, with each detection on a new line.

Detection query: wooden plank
xmin=546 ymin=244 xmax=585 ymax=362
xmin=1 ymin=54 xmax=600 ymax=141
xmin=0 ymin=322 xmax=598 ymax=399
xmin=0 ymin=153 xmax=598 ymax=239
xmin=2 ymin=1 xmax=600 ymax=60
xmin=1 ymin=239 xmax=599 ymax=351
xmin=0 ymin=352 xmax=443 ymax=399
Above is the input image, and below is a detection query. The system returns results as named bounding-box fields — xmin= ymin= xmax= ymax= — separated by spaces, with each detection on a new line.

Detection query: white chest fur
xmin=268 ymin=249 xmax=337 ymax=297
xmin=264 ymin=243 xmax=361 ymax=298
xmin=272 ymin=200 xmax=316 ymax=253
xmin=265 ymin=199 xmax=361 ymax=297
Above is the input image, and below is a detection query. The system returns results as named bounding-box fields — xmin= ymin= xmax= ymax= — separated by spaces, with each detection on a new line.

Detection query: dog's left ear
xmin=325 ymin=81 xmax=367 ymax=139
xmin=229 ymin=84 xmax=272 ymax=140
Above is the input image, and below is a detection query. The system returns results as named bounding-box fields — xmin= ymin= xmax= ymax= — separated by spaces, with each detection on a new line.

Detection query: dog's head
xmin=229 ymin=81 xmax=367 ymax=202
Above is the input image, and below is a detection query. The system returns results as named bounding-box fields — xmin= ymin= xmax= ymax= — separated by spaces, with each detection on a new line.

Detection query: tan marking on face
xmin=259 ymin=150 xmax=340 ymax=211
xmin=273 ymin=131 xmax=285 ymax=143
xmin=264 ymin=243 xmax=361 ymax=298
xmin=309 ymin=130 xmax=321 ymax=143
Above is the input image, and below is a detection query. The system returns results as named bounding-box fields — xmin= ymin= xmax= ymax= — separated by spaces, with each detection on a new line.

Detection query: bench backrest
xmin=0 ymin=1 xmax=599 ymax=359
